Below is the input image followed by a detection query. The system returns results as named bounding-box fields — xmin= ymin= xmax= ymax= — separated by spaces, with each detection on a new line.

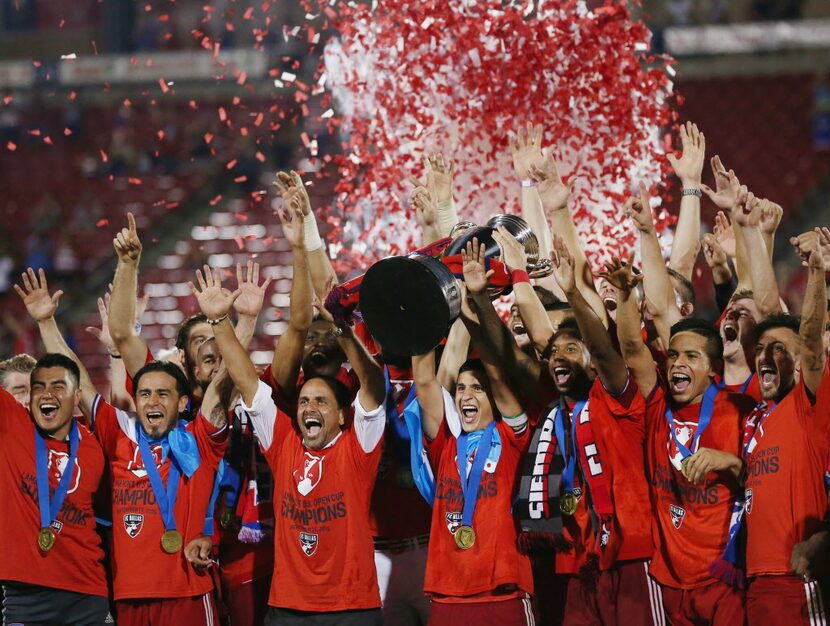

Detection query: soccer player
xmin=0 ymin=352 xmax=36 ymax=408
xmin=204 ymin=267 xmax=388 ymax=625
xmin=411 ymin=239 xmax=534 ymax=624
xmin=613 ymin=259 xmax=756 ymax=625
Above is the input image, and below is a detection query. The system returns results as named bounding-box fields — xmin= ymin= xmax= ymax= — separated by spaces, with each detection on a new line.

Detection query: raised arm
xmin=412 ymin=348 xmax=444 ymax=440
xmin=15 ymin=268 xmax=98 ymax=415
xmin=410 ymin=184 xmax=441 ymax=246
xmin=273 ymin=171 xmax=338 ymax=299
xmin=625 ymin=180 xmax=679 ymax=347
xmin=529 ymin=154 xmax=607 ymax=325
xmin=409 ymin=153 xmax=459 ymax=239
xmin=231 ymin=260 xmax=272 ymax=351
xmin=437 ymin=317 xmax=470 ymax=391
xmin=552 ymin=238 xmax=628 ymax=393
xmin=666 ymin=121 xmax=705 ymax=280
xmin=600 ymin=257 xmax=656 ymax=398
xmin=85 ymin=292 xmax=136 ymax=410
xmin=269 ymin=200 xmax=312 ymax=396
xmin=463 ymin=239 xmax=523 ymax=418
xmin=702 ymin=157 xmax=750 ymax=289
xmin=791 ymin=230 xmax=828 ymax=396
xmin=108 ymin=212 xmax=151 ymax=377
xmin=734 ymin=192 xmax=783 ymax=317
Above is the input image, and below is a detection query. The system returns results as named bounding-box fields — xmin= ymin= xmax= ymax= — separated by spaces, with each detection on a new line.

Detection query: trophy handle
xmin=527 ymin=258 xmax=553 ymax=279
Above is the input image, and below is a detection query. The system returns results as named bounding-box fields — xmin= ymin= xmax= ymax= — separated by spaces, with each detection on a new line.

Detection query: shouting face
xmin=297 ymin=378 xmax=346 ymax=450
xmin=135 ymin=370 xmax=189 ymax=439
xmin=755 ymin=326 xmax=799 ymax=401
xmin=30 ymin=366 xmax=80 ymax=440
xmin=547 ymin=331 xmax=594 ymax=399
xmin=721 ymin=297 xmax=759 ymax=363
xmin=455 ymin=370 xmax=495 ymax=433
xmin=666 ymin=332 xmax=718 ymax=404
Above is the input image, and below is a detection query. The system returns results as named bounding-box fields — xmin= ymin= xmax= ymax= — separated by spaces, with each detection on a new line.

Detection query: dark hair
xmin=670 ymin=317 xmax=723 ymax=362
xmin=729 ymin=288 xmax=754 ymax=304
xmin=175 ymin=313 xmax=209 ymax=351
xmin=667 ymin=268 xmax=696 ymax=307
xmin=531 ymin=286 xmax=569 ymax=313
xmin=0 ymin=353 xmax=37 ymax=387
xmin=300 ymin=375 xmax=351 ymax=409
xmin=456 ymin=359 xmax=491 ymax=392
xmin=32 ymin=354 xmax=81 ymax=389
xmin=553 ymin=317 xmax=582 ymax=341
xmin=755 ymin=313 xmax=801 ymax=340
xmin=133 ymin=361 xmax=191 ymax=399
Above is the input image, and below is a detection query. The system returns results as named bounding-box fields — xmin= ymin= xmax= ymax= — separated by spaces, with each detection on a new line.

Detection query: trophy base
xmin=360 ymin=254 xmax=461 ymax=356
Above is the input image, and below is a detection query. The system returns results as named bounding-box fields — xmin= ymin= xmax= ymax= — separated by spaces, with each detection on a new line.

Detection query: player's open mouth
xmin=722 ymin=323 xmax=738 ymax=343
xmin=602 ymin=297 xmax=618 ymax=311
xmin=460 ymin=404 xmax=479 ymax=424
xmin=670 ymin=373 xmax=691 ymax=394
xmin=553 ymin=366 xmax=572 ymax=387
xmin=303 ymin=416 xmax=323 ymax=437
xmin=759 ymin=366 xmax=777 ymax=389
xmin=308 ymin=349 xmax=328 ymax=368
xmin=146 ymin=411 xmax=164 ymax=425
xmin=39 ymin=403 xmax=58 ymax=419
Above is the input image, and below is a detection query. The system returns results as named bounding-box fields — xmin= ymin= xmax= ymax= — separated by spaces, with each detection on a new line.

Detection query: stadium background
xmin=0 ymin=0 xmax=828 ymax=392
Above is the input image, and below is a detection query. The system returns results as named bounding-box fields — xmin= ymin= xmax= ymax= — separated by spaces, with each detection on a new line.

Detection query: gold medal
xmin=560 ymin=492 xmax=578 ymax=516
xmin=454 ymin=525 xmax=476 ymax=550
xmin=680 ymin=457 xmax=691 ymax=480
xmin=161 ymin=530 xmax=183 ymax=554
xmin=37 ymin=528 xmax=56 ymax=552
xmin=219 ymin=509 xmax=236 ymax=530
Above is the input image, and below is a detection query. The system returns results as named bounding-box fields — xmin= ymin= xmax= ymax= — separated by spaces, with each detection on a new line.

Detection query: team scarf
xmin=515 ymin=399 xmax=616 ymax=554
xmin=709 ymin=400 xmax=775 ymax=589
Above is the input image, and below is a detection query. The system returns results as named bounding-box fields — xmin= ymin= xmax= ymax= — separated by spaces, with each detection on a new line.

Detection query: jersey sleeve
xmin=191 ymin=411 xmax=229 ymax=466
xmin=0 ymin=386 xmax=22 ymax=435
xmin=597 ymin=373 xmax=644 ymax=423
xmin=353 ymin=392 xmax=386 ymax=453
xmin=238 ymin=379 xmax=286 ymax=453
xmin=90 ymin=394 xmax=124 ymax=455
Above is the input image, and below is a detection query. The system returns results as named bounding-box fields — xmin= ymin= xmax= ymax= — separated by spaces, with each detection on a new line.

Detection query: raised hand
xmin=667 ymin=121 xmax=705 ymax=186
xmin=113 ymin=212 xmax=142 ymax=263
xmin=624 ymin=181 xmax=655 ymax=234
xmin=188 ymin=265 xmax=241 ymax=321
xmin=790 ymin=230 xmax=825 ymax=270
xmin=550 ymin=236 xmax=576 ymax=295
xmin=492 ymin=226 xmax=527 ymax=272
xmin=312 ymin=275 xmax=337 ymax=325
xmin=411 ymin=185 xmax=438 ymax=233
xmin=701 ymin=156 xmax=741 ymax=211
xmin=461 ymin=238 xmax=494 ymax=296
xmin=233 ymin=260 xmax=272 ymax=318
xmin=759 ymin=198 xmax=784 ymax=236
xmin=713 ymin=211 xmax=736 ymax=258
xmin=597 ymin=254 xmax=642 ymax=298
xmin=510 ymin=122 xmax=545 ymax=180
xmin=528 ymin=153 xmax=570 ymax=211
xmin=85 ymin=293 xmax=117 ymax=353
xmin=273 ymin=170 xmax=311 ymax=217
xmin=732 ymin=188 xmax=761 ymax=228
xmin=277 ymin=199 xmax=306 ymax=249
xmin=14 ymin=268 xmax=63 ymax=322
xmin=701 ymin=233 xmax=728 ymax=269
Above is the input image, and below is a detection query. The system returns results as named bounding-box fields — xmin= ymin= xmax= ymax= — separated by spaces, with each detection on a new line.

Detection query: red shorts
xmin=564 ymin=559 xmax=665 ymax=626
xmin=660 ymin=580 xmax=743 ymax=626
xmin=747 ymin=575 xmax=828 ymax=626
xmin=116 ymin=593 xmax=220 ymax=626
xmin=224 ymin=576 xmax=272 ymax=626
xmin=429 ymin=597 xmax=535 ymax=626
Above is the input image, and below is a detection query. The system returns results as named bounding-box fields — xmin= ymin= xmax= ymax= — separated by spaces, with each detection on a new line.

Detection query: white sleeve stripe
xmin=354 ymin=394 xmax=386 ymax=453
xmin=241 ymin=380 xmax=278 ymax=451
xmin=502 ymin=413 xmax=528 ymax=431
xmin=441 ymin=387 xmax=462 ymax=438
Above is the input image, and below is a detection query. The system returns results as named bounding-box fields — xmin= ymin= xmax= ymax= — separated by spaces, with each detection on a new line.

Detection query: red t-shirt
xmin=242 ymin=379 xmax=385 ymax=612
xmin=645 ymin=384 xmax=755 ymax=589
xmin=370 ymin=367 xmax=432 ymax=539
xmin=744 ymin=370 xmax=830 ymax=576
xmin=424 ymin=388 xmax=533 ymax=600
xmin=554 ymin=376 xmax=653 ymax=572
xmin=0 ymin=388 xmax=108 ymax=596
xmin=91 ymin=395 xmax=228 ymax=600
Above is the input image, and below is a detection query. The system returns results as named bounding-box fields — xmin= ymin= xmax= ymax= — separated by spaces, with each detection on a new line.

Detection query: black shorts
xmin=265 ymin=606 xmax=382 ymax=626
xmin=2 ymin=582 xmax=111 ymax=626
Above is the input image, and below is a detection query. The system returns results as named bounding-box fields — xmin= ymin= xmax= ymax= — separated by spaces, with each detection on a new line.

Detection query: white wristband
xmin=436 ymin=198 xmax=460 ymax=239
xmin=303 ymin=212 xmax=323 ymax=252
xmin=520 ymin=179 xmax=536 ymax=188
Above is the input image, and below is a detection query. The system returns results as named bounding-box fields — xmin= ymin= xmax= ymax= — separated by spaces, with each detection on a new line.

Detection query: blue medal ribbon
xmin=552 ymin=400 xmax=587 ymax=494
xmin=384 ymin=367 xmax=416 ymax=458
xmin=665 ymin=383 xmax=718 ymax=460
xmin=456 ymin=422 xmax=496 ymax=528
xmin=716 ymin=373 xmax=752 ymax=394
xmin=136 ymin=422 xmax=183 ymax=532
xmin=35 ymin=421 xmax=79 ymax=531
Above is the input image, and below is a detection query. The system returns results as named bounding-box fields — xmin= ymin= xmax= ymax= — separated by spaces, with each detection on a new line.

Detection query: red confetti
xmin=226 ymin=159 xmax=237 ymax=170
xmin=128 ymin=177 xmax=142 ymax=185
xmin=158 ymin=78 xmax=169 ymax=93
xmin=255 ymin=151 xmax=266 ymax=162
xmin=218 ymin=107 xmax=227 ymax=122
xmin=3 ymin=96 xmax=12 ymax=105
xmin=234 ymin=176 xmax=248 ymax=183
xmin=6 ymin=141 xmax=16 ymax=151
xmin=43 ymin=136 xmax=52 ymax=145
xmin=233 ymin=235 xmax=244 ymax=250
xmin=209 ymin=194 xmax=222 ymax=206
xmin=204 ymin=133 xmax=214 ymax=144
xmin=99 ymin=149 xmax=108 ymax=162
xmin=63 ymin=128 xmax=72 ymax=136
xmin=96 ymin=219 xmax=109 ymax=227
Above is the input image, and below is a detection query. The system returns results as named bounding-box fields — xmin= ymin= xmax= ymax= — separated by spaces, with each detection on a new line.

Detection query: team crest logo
xmin=126 ymin=443 xmax=163 ymax=478
xmin=50 ymin=520 xmax=63 ymax=534
xmin=123 ymin=514 xmax=144 ymax=538
xmin=669 ymin=425 xmax=695 ymax=471
xmin=48 ymin=449 xmax=81 ymax=494
xmin=299 ymin=532 xmax=319 ymax=556
xmin=446 ymin=512 xmax=462 ymax=534
xmin=745 ymin=489 xmax=753 ymax=514
xmin=294 ymin=452 xmax=323 ymax=496
xmin=669 ymin=504 xmax=686 ymax=529
xmin=572 ymin=487 xmax=583 ymax=500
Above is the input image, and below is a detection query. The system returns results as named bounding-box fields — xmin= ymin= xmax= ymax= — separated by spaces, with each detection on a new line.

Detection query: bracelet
xmin=207 ymin=314 xmax=229 ymax=326
xmin=108 ymin=352 xmax=122 ymax=359
xmin=510 ymin=269 xmax=531 ymax=284
xmin=331 ymin=325 xmax=346 ymax=338
xmin=681 ymin=187 xmax=702 ymax=198
xmin=520 ymin=179 xmax=536 ymax=188
xmin=134 ymin=322 xmax=142 ymax=335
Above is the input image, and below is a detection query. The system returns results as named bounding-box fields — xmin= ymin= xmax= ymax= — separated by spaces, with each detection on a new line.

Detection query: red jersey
xmin=555 ymin=376 xmax=653 ymax=572
xmin=242 ymin=379 xmax=385 ymax=612
xmin=744 ymin=371 xmax=830 ymax=576
xmin=721 ymin=372 xmax=762 ymax=404
xmin=424 ymin=388 xmax=533 ymax=600
xmin=645 ymin=384 xmax=755 ymax=589
xmin=91 ymin=395 xmax=228 ymax=600
xmin=0 ymin=388 xmax=107 ymax=596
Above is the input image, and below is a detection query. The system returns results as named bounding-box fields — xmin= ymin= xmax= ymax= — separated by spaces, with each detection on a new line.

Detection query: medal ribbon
xmin=716 ymin=373 xmax=753 ymax=394
xmin=35 ymin=421 xmax=79 ymax=531
xmin=136 ymin=423 xmax=182 ymax=532
xmin=552 ymin=400 xmax=587 ymax=494
xmin=665 ymin=383 xmax=718 ymax=460
xmin=384 ymin=367 xmax=416 ymax=458
xmin=457 ymin=421 xmax=496 ymax=528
